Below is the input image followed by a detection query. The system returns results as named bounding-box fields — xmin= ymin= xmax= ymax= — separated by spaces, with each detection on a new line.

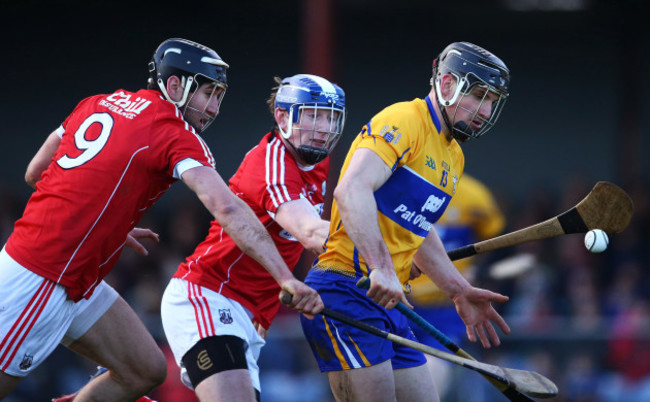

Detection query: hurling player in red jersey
xmin=160 ymin=74 xmax=346 ymax=401
xmin=0 ymin=38 xmax=322 ymax=401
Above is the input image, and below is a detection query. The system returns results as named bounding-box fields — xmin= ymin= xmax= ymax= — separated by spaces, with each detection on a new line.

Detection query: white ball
xmin=584 ymin=229 xmax=609 ymax=253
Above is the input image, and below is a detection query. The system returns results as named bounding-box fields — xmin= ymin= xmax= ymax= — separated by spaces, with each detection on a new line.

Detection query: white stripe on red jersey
xmin=174 ymin=131 xmax=329 ymax=329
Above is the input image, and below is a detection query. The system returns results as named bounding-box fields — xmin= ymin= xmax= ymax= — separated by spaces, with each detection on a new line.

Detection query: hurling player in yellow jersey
xmin=409 ymin=173 xmax=506 ymax=399
xmin=300 ymin=42 xmax=512 ymax=402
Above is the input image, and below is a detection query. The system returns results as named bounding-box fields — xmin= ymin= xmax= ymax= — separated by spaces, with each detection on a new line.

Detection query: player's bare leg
xmin=394 ymin=363 xmax=439 ymax=402
xmin=195 ymin=369 xmax=257 ymax=402
xmin=0 ymin=370 xmax=22 ymax=398
xmin=424 ymin=355 xmax=451 ymax=399
xmin=327 ymin=360 xmax=398 ymax=402
xmin=66 ymin=296 xmax=166 ymax=401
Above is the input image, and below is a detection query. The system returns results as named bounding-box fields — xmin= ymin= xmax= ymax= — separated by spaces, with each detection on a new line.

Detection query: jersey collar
xmin=425 ymin=95 xmax=442 ymax=133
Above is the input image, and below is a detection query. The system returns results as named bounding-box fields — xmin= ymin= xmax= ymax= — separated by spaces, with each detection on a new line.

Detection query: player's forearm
xmin=276 ymin=201 xmax=329 ymax=254
xmin=219 ymin=203 xmax=295 ymax=283
xmin=295 ymin=220 xmax=329 ymax=254
xmin=194 ymin=186 xmax=293 ymax=284
xmin=413 ymin=232 xmax=471 ymax=299
xmin=185 ymin=167 xmax=294 ymax=284
xmin=334 ymin=183 xmax=392 ymax=271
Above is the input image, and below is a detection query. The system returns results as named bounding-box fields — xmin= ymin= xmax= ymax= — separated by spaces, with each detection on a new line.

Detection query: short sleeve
xmin=230 ymin=136 xmax=308 ymax=217
xmin=173 ymin=157 xmax=204 ymax=179
xmin=355 ymin=103 xmax=420 ymax=171
xmin=55 ymin=125 xmax=65 ymax=139
xmin=150 ymin=110 xmax=216 ymax=179
xmin=258 ymin=147 xmax=305 ymax=215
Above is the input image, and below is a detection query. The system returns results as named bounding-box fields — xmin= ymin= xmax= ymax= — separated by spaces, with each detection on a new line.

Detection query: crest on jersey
xmin=19 ymin=353 xmax=33 ymax=370
xmin=378 ymin=125 xmax=402 ymax=144
xmin=219 ymin=309 xmax=233 ymax=324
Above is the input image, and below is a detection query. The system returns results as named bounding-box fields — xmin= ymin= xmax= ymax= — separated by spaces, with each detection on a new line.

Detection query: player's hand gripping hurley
xmin=279 ymin=291 xmax=558 ymax=399
xmin=446 ymin=181 xmax=633 ymax=261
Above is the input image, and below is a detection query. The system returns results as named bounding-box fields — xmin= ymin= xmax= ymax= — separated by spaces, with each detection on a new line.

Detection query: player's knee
xmin=182 ymin=335 xmax=248 ymax=389
xmin=117 ymin=347 xmax=167 ymax=391
xmin=139 ymin=349 xmax=167 ymax=388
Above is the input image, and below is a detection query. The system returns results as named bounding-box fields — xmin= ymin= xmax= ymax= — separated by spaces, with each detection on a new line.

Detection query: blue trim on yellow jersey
xmin=425 ymin=96 xmax=442 ymax=133
xmin=353 ymin=247 xmax=360 ymax=273
xmin=320 ymin=220 xmax=342 ymax=260
xmin=374 ymin=166 xmax=451 ymax=238
xmin=361 ymin=120 xmax=377 ymax=146
xmin=390 ymin=147 xmax=411 ymax=172
xmin=352 ymin=248 xmax=369 ymax=278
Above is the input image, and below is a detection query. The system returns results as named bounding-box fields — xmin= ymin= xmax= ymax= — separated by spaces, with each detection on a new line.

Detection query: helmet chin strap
xmin=451 ymin=121 xmax=473 ymax=142
xmin=297 ymin=145 xmax=328 ymax=165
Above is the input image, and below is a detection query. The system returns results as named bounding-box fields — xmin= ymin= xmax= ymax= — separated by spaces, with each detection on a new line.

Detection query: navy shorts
xmin=300 ymin=269 xmax=426 ymax=372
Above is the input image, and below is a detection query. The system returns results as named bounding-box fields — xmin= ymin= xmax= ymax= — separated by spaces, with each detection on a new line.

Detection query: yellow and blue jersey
xmin=316 ymin=96 xmax=464 ymax=284
xmin=409 ymin=174 xmax=505 ymax=305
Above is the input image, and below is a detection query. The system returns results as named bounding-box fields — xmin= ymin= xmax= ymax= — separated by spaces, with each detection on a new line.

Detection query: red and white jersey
xmin=174 ymin=131 xmax=329 ymax=329
xmin=6 ymin=89 xmax=215 ymax=302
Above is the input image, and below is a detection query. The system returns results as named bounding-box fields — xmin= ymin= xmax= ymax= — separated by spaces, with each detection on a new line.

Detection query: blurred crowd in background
xmin=1 ymin=2 xmax=647 ymax=400
xmin=0 ymin=171 xmax=648 ymax=402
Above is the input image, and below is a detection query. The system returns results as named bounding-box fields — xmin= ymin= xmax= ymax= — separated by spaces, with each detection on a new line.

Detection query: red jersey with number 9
xmin=5 ymin=89 xmax=216 ymax=302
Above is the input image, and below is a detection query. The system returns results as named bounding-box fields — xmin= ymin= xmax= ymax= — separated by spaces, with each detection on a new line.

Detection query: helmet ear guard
xmin=434 ymin=73 xmax=468 ymax=107
xmin=156 ymin=75 xmax=195 ymax=108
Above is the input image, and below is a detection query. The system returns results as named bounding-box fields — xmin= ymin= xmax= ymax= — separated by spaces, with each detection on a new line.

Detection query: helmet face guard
xmin=148 ymin=38 xmax=229 ymax=133
xmin=287 ymin=104 xmax=345 ymax=165
xmin=432 ymin=42 xmax=510 ymax=141
xmin=275 ymin=74 xmax=346 ymax=165
xmin=179 ymin=76 xmax=227 ymax=133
